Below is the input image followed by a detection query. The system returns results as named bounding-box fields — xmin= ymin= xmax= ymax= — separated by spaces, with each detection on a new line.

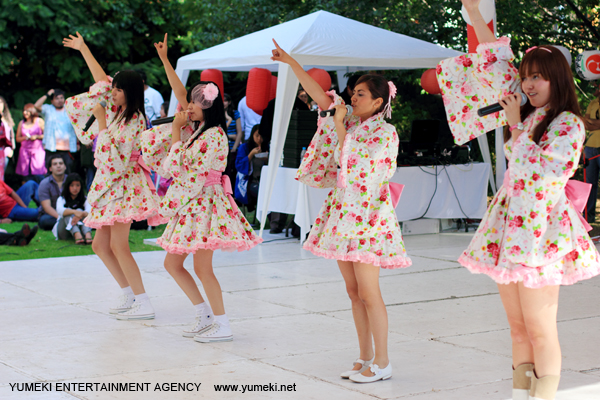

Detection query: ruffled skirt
xmin=459 ymin=187 xmax=600 ymax=288
xmin=157 ymin=185 xmax=262 ymax=254
xmin=303 ymin=189 xmax=412 ymax=269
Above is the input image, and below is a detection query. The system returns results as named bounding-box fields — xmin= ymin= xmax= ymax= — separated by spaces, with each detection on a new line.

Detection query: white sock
xmin=194 ymin=302 xmax=213 ymax=317
xmin=214 ymin=314 xmax=229 ymax=326
xmin=135 ymin=293 xmax=149 ymax=303
xmin=122 ymin=286 xmax=134 ymax=296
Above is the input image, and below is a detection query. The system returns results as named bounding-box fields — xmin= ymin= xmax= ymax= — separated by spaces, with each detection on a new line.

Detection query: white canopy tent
xmin=168 ymin=10 xmax=494 ymax=235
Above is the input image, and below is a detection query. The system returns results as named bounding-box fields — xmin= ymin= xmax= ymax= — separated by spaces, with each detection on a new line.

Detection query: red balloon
xmin=200 ymin=69 xmax=224 ymax=100
xmin=246 ymin=68 xmax=272 ymax=115
xmin=269 ymin=75 xmax=278 ymax=101
xmin=421 ymin=68 xmax=441 ymax=95
xmin=307 ymin=68 xmax=331 ymax=91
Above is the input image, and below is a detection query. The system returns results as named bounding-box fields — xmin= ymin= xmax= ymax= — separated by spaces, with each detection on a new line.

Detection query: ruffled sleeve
xmin=437 ymin=37 xmax=522 ymax=144
xmin=65 ymin=78 xmax=117 ymax=145
xmin=159 ymin=127 xmax=227 ymax=216
xmin=141 ymin=121 xmax=195 ymax=178
xmin=503 ymin=111 xmax=586 ymax=265
xmin=296 ymin=91 xmax=359 ymax=188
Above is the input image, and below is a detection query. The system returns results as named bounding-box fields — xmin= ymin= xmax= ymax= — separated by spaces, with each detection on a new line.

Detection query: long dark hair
xmin=187 ymin=81 xmax=227 ymax=148
xmin=246 ymin=124 xmax=262 ymax=151
xmin=112 ymin=70 xmax=147 ymax=126
xmin=61 ymin=173 xmax=87 ymax=210
xmin=504 ymin=46 xmax=582 ymax=144
xmin=355 ymin=75 xmax=389 ymax=115
xmin=224 ymin=93 xmax=235 ymax=120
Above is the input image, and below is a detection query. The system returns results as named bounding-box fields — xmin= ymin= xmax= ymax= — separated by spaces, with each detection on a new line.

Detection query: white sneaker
xmin=115 ymin=300 xmax=155 ymax=320
xmin=349 ymin=363 xmax=392 ymax=383
xmin=109 ymin=294 xmax=135 ymax=314
xmin=193 ymin=322 xmax=233 ymax=343
xmin=182 ymin=315 xmax=214 ymax=338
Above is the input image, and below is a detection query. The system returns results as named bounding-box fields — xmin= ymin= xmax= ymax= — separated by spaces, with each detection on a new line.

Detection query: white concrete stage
xmin=1 ymin=233 xmax=599 ymax=400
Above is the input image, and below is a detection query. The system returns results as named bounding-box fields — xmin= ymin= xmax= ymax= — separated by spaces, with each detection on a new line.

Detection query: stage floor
xmin=1 ymin=233 xmax=599 ymax=399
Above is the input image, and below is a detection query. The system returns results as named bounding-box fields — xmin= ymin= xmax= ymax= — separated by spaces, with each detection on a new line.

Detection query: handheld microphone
xmin=83 ymin=101 xmax=107 ymax=132
xmin=320 ymin=105 xmax=353 ymax=118
xmin=477 ymin=93 xmax=527 ymax=117
xmin=150 ymin=116 xmax=175 ymax=126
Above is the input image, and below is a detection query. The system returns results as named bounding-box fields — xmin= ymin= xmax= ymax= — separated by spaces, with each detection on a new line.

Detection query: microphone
xmin=319 ymin=105 xmax=353 ymax=118
xmin=477 ymin=93 xmax=527 ymax=117
xmin=150 ymin=116 xmax=175 ymax=126
xmin=83 ymin=101 xmax=107 ymax=132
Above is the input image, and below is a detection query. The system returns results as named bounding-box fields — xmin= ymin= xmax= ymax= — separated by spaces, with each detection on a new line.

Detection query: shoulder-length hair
xmin=23 ymin=103 xmax=39 ymax=120
xmin=0 ymin=96 xmax=15 ymax=129
xmin=187 ymin=81 xmax=228 ymax=148
xmin=504 ymin=46 xmax=582 ymax=144
xmin=112 ymin=70 xmax=147 ymax=126
xmin=355 ymin=74 xmax=390 ymax=115
xmin=61 ymin=173 xmax=87 ymax=210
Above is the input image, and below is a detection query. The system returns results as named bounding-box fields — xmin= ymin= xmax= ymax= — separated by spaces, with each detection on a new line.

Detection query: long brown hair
xmin=504 ymin=45 xmax=582 ymax=144
xmin=0 ymin=96 xmax=15 ymax=129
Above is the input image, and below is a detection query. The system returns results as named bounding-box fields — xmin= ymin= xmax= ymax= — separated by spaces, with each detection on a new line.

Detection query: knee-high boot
xmin=512 ymin=363 xmax=534 ymax=400
xmin=529 ymin=370 xmax=560 ymax=400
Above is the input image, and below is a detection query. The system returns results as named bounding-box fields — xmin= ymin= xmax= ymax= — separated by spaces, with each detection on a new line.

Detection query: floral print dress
xmin=65 ymin=79 xmax=164 ymax=228
xmin=297 ymin=91 xmax=411 ymax=269
xmin=437 ymin=37 xmax=600 ymax=288
xmin=141 ymin=124 xmax=262 ymax=254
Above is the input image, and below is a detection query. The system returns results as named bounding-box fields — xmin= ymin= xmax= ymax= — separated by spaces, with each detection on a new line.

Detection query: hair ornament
xmin=383 ymin=81 xmax=397 ymax=119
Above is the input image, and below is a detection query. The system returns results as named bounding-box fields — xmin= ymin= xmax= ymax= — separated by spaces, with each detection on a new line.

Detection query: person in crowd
xmin=272 ymin=40 xmax=411 ymax=383
xmin=138 ymin=70 xmax=164 ymax=124
xmin=297 ymin=89 xmax=309 ymax=107
xmin=235 ymin=124 xmax=266 ymax=212
xmin=34 ymin=89 xmax=78 ymax=172
xmin=0 ymin=96 xmax=16 ymax=182
xmin=224 ymin=94 xmax=243 ymax=152
xmin=238 ymin=95 xmax=262 ymax=141
xmin=340 ymin=74 xmax=361 ymax=105
xmin=160 ymin=101 xmax=169 ymax=118
xmin=437 ymin=2 xmax=600 ymax=399
xmin=0 ymin=179 xmax=39 ymax=223
xmin=15 ymin=103 xmax=46 ymax=182
xmin=53 ymin=173 xmax=92 ymax=244
xmin=142 ymin=33 xmax=262 ymax=343
xmin=0 ymin=223 xmax=38 ymax=246
xmin=38 ymin=155 xmax=66 ymax=230
xmin=583 ymin=81 xmax=600 ymax=222
xmin=63 ymin=31 xmax=164 ymax=320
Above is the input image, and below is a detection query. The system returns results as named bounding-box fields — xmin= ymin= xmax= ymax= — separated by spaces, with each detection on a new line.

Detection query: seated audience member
xmin=53 ymin=173 xmax=92 ymax=244
xmin=159 ymin=101 xmax=169 ymax=118
xmin=0 ymin=179 xmax=39 ymax=223
xmin=0 ymin=223 xmax=38 ymax=246
xmin=235 ymin=124 xmax=266 ymax=211
xmin=38 ymin=154 xmax=66 ymax=230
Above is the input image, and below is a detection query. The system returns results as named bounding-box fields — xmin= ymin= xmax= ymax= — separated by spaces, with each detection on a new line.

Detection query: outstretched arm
xmin=63 ymin=32 xmax=109 ymax=83
xmin=155 ymin=33 xmax=189 ymax=109
xmin=270 ymin=39 xmax=332 ymax=110
xmin=461 ymin=0 xmax=496 ymax=44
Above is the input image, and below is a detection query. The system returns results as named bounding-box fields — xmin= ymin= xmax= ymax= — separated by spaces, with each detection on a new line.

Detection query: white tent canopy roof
xmin=174 ymin=10 xmax=462 ymax=73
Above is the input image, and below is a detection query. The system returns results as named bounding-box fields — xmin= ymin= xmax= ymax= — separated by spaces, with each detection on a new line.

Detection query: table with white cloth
xmin=256 ymin=163 xmax=491 ymax=240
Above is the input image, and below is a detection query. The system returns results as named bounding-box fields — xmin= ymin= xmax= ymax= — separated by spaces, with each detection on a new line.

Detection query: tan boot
xmin=512 ymin=363 xmax=534 ymax=400
xmin=529 ymin=370 xmax=560 ymax=400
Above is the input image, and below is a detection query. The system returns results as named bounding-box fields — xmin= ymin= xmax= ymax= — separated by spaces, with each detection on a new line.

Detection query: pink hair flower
xmin=203 ymin=83 xmax=219 ymax=101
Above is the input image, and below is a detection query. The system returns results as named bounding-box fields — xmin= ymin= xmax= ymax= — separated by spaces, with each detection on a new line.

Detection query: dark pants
xmin=584 ymin=146 xmax=600 ymax=222
xmin=7 ymin=181 xmax=40 ymax=221
xmin=39 ymin=213 xmax=57 ymax=231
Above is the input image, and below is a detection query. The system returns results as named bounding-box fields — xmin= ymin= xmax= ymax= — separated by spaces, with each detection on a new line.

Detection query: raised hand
xmin=271 ymin=39 xmax=294 ymax=65
xmin=154 ymin=33 xmax=169 ymax=61
xmin=461 ymin=0 xmax=481 ymax=12
xmin=63 ymin=32 xmax=86 ymax=51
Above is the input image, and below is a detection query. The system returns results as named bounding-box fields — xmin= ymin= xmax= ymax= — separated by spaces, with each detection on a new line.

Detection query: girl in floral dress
xmin=142 ymin=34 xmax=261 ymax=343
xmin=271 ymin=40 xmax=411 ymax=383
xmin=63 ymin=32 xmax=164 ymax=320
xmin=437 ymin=2 xmax=600 ymax=399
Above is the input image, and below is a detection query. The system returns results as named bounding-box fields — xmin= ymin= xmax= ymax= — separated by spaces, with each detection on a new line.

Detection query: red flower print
xmin=359 ymin=239 xmax=366 ymax=245
xmin=370 ymin=237 xmax=376 ymax=245
xmin=514 ymin=179 xmax=525 ymax=191
xmin=532 ymin=173 xmax=540 ymax=181
xmin=530 ymin=211 xmax=538 ymax=219
xmin=200 ymin=142 xmax=208 ymax=153
xmin=446 ymin=81 xmax=452 ymax=89
xmin=450 ymin=115 xmax=456 ymax=122
xmin=471 ymin=95 xmax=478 ymax=102
xmin=487 ymin=243 xmax=499 ymax=258
xmin=534 ymin=229 xmax=541 ymax=237
xmin=547 ymin=243 xmax=558 ymax=256
xmin=462 ymin=106 xmax=470 ymax=113
xmin=535 ymin=192 xmax=545 ymax=200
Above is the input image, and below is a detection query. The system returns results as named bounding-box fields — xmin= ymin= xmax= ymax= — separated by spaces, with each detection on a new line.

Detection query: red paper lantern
xmin=421 ymin=69 xmax=441 ymax=95
xmin=200 ymin=69 xmax=224 ymax=100
xmin=307 ymin=68 xmax=331 ymax=91
xmin=269 ymin=75 xmax=278 ymax=101
xmin=246 ymin=68 xmax=272 ymax=115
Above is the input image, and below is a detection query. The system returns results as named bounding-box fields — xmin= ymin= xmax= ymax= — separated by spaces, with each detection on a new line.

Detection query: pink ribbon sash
xmin=503 ymin=168 xmax=592 ymax=232
xmin=205 ymin=170 xmax=241 ymax=216
xmin=389 ymin=182 xmax=404 ymax=208
xmin=130 ymin=152 xmax=157 ymax=194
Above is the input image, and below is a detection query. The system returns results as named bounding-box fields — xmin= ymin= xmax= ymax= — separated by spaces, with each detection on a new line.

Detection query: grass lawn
xmin=0 ymin=222 xmax=166 ymax=262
